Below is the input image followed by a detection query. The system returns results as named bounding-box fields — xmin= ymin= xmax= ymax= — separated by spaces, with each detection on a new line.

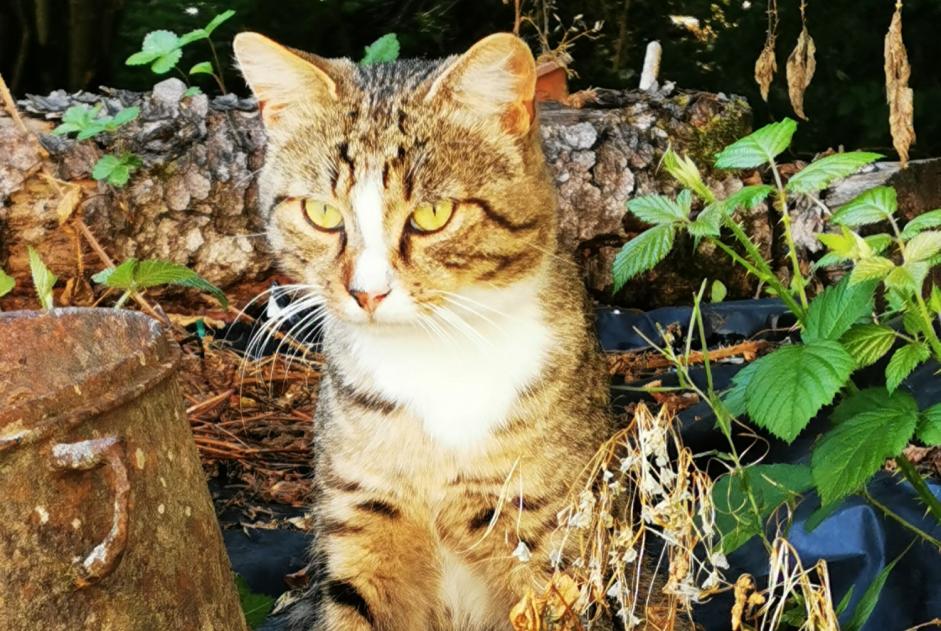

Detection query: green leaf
xmin=712 ymin=463 xmax=813 ymax=554
xmin=361 ymin=33 xmax=400 ymax=65
xmin=884 ymin=261 xmax=928 ymax=296
xmin=714 ymin=118 xmax=797 ymax=169
xmin=627 ymin=195 xmax=687 ymax=225
xmin=849 ymin=256 xmax=895 ymax=284
xmin=722 ymin=358 xmax=763 ymax=417
xmin=844 ymin=553 xmax=903 ymax=631
xmin=785 ymin=151 xmax=882 ymax=194
xmin=711 ymin=279 xmax=727 ymax=303
xmin=61 ymin=104 xmax=93 ymax=125
xmin=885 ymin=342 xmax=929 ymax=393
xmin=840 ymin=324 xmax=897 ymax=369
xmin=930 ymin=285 xmax=941 ymax=315
xmin=52 ymin=122 xmax=81 ymax=136
xmin=802 ymin=276 xmax=876 ymax=343
xmin=865 ymin=233 xmax=894 ymax=254
xmin=745 ymin=341 xmax=855 ymax=443
xmin=27 ymin=246 xmax=57 ymax=310
xmin=235 ymin=574 xmax=274 ymax=629
xmin=125 ymin=50 xmax=161 ymax=66
xmin=917 ymin=404 xmax=941 ymax=446
xmin=178 ymin=29 xmax=207 ymax=46
xmin=76 ymin=124 xmax=106 ymax=140
xmin=183 ymin=86 xmax=203 ymax=97
xmin=203 ymin=9 xmax=236 ymax=36
xmin=812 ymin=388 xmax=918 ymax=505
xmin=900 ymin=209 xmax=941 ymax=240
xmin=94 ymin=258 xmax=227 ymax=307
xmin=109 ymin=106 xmax=140 ymax=128
xmin=904 ymin=230 xmax=941 ymax=262
xmin=189 ymin=61 xmax=214 ymax=76
xmin=722 ymin=184 xmax=775 ymax=213
xmin=662 ymin=148 xmax=713 ymax=201
xmin=836 ymin=586 xmax=856 ymax=616
xmin=612 ymin=225 xmax=675 ymax=291
xmin=108 ymin=164 xmax=131 ymax=187
xmin=0 ymin=268 xmax=15 ymax=298
xmin=817 ymin=228 xmax=856 ymax=258
xmin=831 ymin=186 xmax=897 ymax=227
xmin=150 ymin=48 xmax=183 ymax=74
xmin=92 ymin=154 xmax=121 ymax=181
xmin=687 ymin=203 xmax=723 ymax=238
xmin=141 ymin=29 xmax=180 ymax=55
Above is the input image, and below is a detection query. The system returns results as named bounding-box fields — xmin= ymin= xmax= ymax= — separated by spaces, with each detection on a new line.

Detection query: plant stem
xmin=114 ymin=289 xmax=132 ymax=309
xmin=863 ymin=488 xmax=941 ymax=548
xmin=208 ymin=39 xmax=227 ymax=93
xmin=769 ymin=158 xmax=810 ymax=310
xmin=894 ymin=453 xmax=941 ymax=526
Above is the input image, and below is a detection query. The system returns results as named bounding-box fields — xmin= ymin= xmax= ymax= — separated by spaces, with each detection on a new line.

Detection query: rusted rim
xmin=0 ymin=308 xmax=181 ymax=454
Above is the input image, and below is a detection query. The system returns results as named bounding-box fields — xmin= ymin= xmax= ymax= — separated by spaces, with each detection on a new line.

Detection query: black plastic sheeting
xmin=228 ymin=299 xmax=941 ymax=630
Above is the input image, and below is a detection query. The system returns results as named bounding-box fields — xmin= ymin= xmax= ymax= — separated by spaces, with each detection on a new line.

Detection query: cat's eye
xmin=303 ymin=199 xmax=344 ymax=231
xmin=409 ymin=200 xmax=454 ymax=233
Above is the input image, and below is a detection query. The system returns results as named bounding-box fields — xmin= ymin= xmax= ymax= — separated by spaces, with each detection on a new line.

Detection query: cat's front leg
xmin=297 ymin=479 xmax=440 ymax=631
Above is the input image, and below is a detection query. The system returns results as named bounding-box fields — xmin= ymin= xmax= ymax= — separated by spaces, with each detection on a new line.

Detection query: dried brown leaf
xmin=55 ymin=185 xmax=82 ymax=225
xmin=755 ymin=39 xmax=777 ymax=102
xmin=786 ymin=26 xmax=816 ymax=120
xmin=885 ymin=6 xmax=916 ymax=167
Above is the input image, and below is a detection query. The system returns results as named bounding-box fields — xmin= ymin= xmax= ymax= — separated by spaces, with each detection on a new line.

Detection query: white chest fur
xmin=332 ymin=284 xmax=552 ymax=449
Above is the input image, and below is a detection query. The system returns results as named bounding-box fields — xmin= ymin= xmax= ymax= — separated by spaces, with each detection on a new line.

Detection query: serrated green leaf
xmin=189 ymin=61 xmax=214 ymax=76
xmin=711 ymin=279 xmax=727 ymax=303
xmin=904 ymin=230 xmax=941 ymax=262
xmin=713 ymin=463 xmax=813 ymax=554
xmin=849 ymin=256 xmax=895 ymax=284
xmin=0 ymin=268 xmax=15 ymax=298
xmin=841 ymin=324 xmax=897 ymax=369
xmin=831 ymin=186 xmax=897 ymax=227
xmin=745 ymin=341 xmax=855 ymax=443
xmin=662 ymin=148 xmax=713 ymax=201
xmin=52 ymin=122 xmax=81 ymax=136
xmin=802 ymin=276 xmax=876 ymax=342
xmin=92 ymin=258 xmax=136 ymax=287
xmin=126 ymin=50 xmax=161 ymax=66
xmin=109 ymin=106 xmax=140 ymax=127
xmin=627 ymin=195 xmax=687 ymax=225
xmin=812 ymin=388 xmax=918 ymax=505
xmin=361 ymin=33 xmax=400 ymax=65
xmin=902 ymin=310 xmax=922 ymax=337
xmin=203 ymin=9 xmax=236 ymax=36
xmin=61 ymin=104 xmax=92 ymax=125
xmin=76 ymin=124 xmax=106 ymax=140
xmin=930 ymin=285 xmax=941 ymax=315
xmin=108 ymin=164 xmax=131 ymax=187
xmin=714 ymin=118 xmax=797 ymax=169
xmin=917 ymin=404 xmax=941 ymax=446
xmin=235 ymin=574 xmax=274 ymax=629
xmin=785 ymin=151 xmax=882 ymax=194
xmin=900 ymin=209 xmax=941 ymax=240
xmin=92 ymin=155 xmax=120 ymax=181
xmin=722 ymin=358 xmax=763 ymax=417
xmin=687 ymin=203 xmax=723 ymax=238
xmin=178 ymin=29 xmax=207 ymax=46
xmin=151 ymin=48 xmax=183 ymax=74
xmin=844 ymin=553 xmax=903 ymax=631
xmin=812 ymin=251 xmax=845 ymax=271
xmin=27 ymin=246 xmax=57 ymax=310
xmin=612 ymin=224 xmax=675 ymax=292
xmin=141 ymin=29 xmax=180 ymax=54
xmin=722 ymin=184 xmax=775 ymax=213
xmin=136 ymin=259 xmax=227 ymax=306
xmin=183 ymin=86 xmax=203 ymax=97
xmin=885 ymin=342 xmax=929 ymax=393
xmin=865 ymin=233 xmax=894 ymax=254
xmin=817 ymin=229 xmax=856 ymax=258
xmin=884 ymin=261 xmax=928 ymax=296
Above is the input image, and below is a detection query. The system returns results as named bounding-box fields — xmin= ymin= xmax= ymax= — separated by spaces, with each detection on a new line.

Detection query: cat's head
xmin=234 ymin=33 xmax=557 ymax=328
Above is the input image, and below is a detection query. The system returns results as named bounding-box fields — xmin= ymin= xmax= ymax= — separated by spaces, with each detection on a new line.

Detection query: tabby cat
xmin=234 ymin=32 xmax=661 ymax=631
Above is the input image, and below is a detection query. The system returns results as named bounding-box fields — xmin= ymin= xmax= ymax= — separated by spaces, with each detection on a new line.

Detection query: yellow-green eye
xmin=410 ymin=199 xmax=454 ymax=233
xmin=303 ymin=199 xmax=344 ymax=231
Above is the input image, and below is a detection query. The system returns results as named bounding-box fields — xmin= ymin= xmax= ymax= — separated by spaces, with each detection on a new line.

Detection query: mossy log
xmin=2 ymin=79 xmax=757 ymax=309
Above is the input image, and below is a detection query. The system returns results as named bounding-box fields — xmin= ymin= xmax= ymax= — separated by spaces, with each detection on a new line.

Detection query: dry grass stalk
xmin=786 ymin=24 xmax=816 ymax=120
xmin=519 ymin=404 xmax=725 ymax=630
xmin=884 ymin=2 xmax=916 ymax=167
xmin=754 ymin=0 xmax=779 ymax=101
xmin=752 ymin=538 xmax=839 ymax=631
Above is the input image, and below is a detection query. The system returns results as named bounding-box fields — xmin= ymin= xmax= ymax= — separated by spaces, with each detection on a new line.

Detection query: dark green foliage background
xmin=2 ymin=0 xmax=939 ymax=158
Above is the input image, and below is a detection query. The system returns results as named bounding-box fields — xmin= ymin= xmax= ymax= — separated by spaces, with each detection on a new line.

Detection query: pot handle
xmin=50 ymin=436 xmax=130 ymax=588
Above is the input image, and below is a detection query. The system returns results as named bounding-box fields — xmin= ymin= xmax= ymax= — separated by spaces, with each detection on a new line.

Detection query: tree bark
xmin=2 ymin=79 xmax=759 ymax=309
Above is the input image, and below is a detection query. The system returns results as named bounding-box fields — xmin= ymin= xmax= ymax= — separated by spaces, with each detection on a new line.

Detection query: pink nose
xmin=348 ymin=288 xmax=390 ymax=313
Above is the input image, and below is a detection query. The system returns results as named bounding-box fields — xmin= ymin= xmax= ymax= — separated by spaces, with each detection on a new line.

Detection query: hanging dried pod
xmin=786 ymin=26 xmax=816 ymax=120
xmin=884 ymin=3 xmax=916 ymax=167
xmin=754 ymin=0 xmax=779 ymax=102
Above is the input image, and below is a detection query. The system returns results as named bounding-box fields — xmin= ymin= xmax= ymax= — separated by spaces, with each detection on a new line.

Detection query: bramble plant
xmin=614 ymin=118 xmax=941 ymax=557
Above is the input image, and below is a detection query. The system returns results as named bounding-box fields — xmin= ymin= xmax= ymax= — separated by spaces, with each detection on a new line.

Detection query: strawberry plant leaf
xmin=917 ymin=404 xmax=941 ymax=446
xmin=627 ymin=194 xmax=687 ymax=225
xmin=802 ymin=276 xmax=876 ymax=342
xmin=178 ymin=29 xmax=207 ymax=46
xmin=785 ymin=151 xmax=882 ymax=194
xmin=0 ymin=268 xmax=14 ymax=298
xmin=831 ymin=186 xmax=897 ymax=227
xmin=27 ymin=246 xmax=57 ymax=310
xmin=714 ymin=118 xmax=797 ymax=169
xmin=900 ymin=209 xmax=941 ymax=240
xmin=840 ymin=324 xmax=897 ymax=369
xmin=612 ymin=224 xmax=675 ymax=291
xmin=812 ymin=388 xmax=918 ymax=505
xmin=885 ymin=342 xmax=930 ymax=393
xmin=203 ymin=9 xmax=236 ymax=36
xmin=109 ymin=106 xmax=140 ymax=128
xmin=745 ymin=341 xmax=855 ymax=443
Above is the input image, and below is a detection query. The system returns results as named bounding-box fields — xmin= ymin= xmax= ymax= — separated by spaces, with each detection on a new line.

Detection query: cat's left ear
xmin=426 ymin=33 xmax=536 ymax=136
xmin=233 ymin=32 xmax=346 ymax=128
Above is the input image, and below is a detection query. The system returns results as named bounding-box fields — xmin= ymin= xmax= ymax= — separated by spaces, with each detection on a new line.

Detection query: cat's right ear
xmin=233 ymin=32 xmax=341 ymax=128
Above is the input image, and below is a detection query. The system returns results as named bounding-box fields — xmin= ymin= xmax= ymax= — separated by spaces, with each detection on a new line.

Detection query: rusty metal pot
xmin=0 ymin=308 xmax=246 ymax=630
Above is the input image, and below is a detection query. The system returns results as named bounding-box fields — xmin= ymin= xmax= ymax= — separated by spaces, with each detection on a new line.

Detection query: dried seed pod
xmin=755 ymin=40 xmax=778 ymax=102
xmin=786 ymin=26 xmax=817 ymax=120
xmin=885 ymin=5 xmax=916 ymax=167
